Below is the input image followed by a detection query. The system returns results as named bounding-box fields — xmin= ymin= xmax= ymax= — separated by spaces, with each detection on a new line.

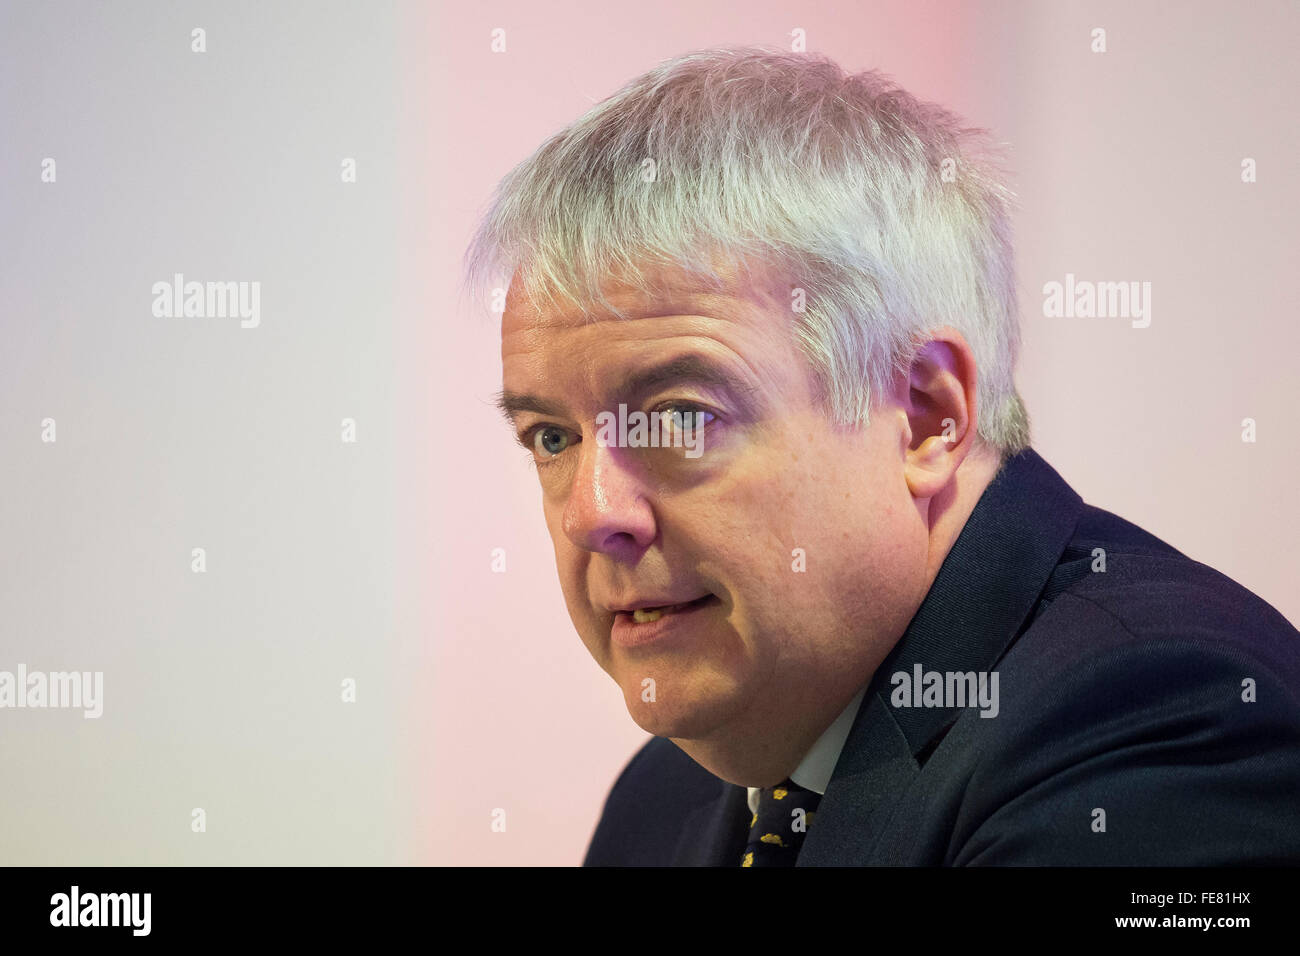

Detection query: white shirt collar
xmin=746 ymin=685 xmax=867 ymax=815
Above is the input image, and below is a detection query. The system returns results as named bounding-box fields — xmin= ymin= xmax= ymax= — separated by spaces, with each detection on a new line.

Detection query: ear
xmin=896 ymin=328 xmax=979 ymax=501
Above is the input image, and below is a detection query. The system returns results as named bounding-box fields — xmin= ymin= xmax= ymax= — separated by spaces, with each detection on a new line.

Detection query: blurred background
xmin=1 ymin=0 xmax=1295 ymax=865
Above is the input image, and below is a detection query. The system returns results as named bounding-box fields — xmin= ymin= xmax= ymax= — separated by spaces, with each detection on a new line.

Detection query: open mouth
xmin=619 ymin=594 xmax=718 ymax=624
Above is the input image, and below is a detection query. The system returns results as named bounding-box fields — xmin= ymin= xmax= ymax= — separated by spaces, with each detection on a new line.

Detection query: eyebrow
xmin=494 ymin=353 xmax=763 ymax=426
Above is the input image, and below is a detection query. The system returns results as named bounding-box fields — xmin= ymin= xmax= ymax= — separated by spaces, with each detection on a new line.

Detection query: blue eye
xmin=532 ymin=425 xmax=572 ymax=459
xmin=661 ymin=404 xmax=716 ymax=432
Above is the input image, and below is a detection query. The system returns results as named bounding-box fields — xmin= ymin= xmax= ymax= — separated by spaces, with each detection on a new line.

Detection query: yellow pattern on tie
xmin=740 ymin=778 xmax=823 ymax=866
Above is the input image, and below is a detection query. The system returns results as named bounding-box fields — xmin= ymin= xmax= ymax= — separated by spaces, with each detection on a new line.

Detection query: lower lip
xmin=610 ymin=596 xmax=720 ymax=648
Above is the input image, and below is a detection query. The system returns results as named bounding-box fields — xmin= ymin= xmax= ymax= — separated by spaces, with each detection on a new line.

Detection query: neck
xmin=920 ymin=442 xmax=1004 ymax=586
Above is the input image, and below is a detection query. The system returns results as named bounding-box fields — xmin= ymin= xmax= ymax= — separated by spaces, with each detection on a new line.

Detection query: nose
xmin=561 ymin=438 xmax=658 ymax=558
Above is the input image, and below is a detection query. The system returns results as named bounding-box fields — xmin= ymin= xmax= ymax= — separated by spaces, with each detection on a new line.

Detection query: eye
xmin=531 ymin=424 xmax=575 ymax=461
xmin=657 ymin=403 xmax=717 ymax=433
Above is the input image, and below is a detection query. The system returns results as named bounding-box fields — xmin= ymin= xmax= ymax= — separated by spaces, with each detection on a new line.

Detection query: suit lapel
xmin=672 ymin=781 xmax=750 ymax=865
xmin=799 ymin=449 xmax=1084 ymax=864
xmin=797 ymin=691 xmax=918 ymax=864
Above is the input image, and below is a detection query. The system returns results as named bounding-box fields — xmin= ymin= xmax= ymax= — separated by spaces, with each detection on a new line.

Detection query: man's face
xmin=499 ymin=264 xmax=931 ymax=774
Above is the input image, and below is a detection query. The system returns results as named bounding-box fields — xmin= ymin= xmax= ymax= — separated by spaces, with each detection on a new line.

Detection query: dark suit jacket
xmin=583 ymin=449 xmax=1300 ymax=865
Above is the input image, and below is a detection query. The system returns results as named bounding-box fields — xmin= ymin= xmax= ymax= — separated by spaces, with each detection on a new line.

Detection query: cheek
xmin=702 ymin=451 xmax=818 ymax=547
xmin=769 ymin=445 xmax=922 ymax=603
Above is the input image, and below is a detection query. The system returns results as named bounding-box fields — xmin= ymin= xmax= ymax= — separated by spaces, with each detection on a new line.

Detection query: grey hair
xmin=463 ymin=46 xmax=1030 ymax=453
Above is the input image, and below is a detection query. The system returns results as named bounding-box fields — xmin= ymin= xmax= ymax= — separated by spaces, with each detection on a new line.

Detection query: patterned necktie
xmin=739 ymin=778 xmax=822 ymax=866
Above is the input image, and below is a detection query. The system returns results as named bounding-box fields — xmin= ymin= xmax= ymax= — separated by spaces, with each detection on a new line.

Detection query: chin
xmin=621 ymin=672 xmax=748 ymax=741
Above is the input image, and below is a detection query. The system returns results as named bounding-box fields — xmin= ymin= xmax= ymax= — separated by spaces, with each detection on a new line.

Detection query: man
xmin=465 ymin=47 xmax=1300 ymax=865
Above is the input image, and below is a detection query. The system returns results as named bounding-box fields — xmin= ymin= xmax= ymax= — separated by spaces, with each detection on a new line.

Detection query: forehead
xmin=497 ymin=262 xmax=812 ymax=421
xmin=500 ymin=259 xmax=790 ymax=351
